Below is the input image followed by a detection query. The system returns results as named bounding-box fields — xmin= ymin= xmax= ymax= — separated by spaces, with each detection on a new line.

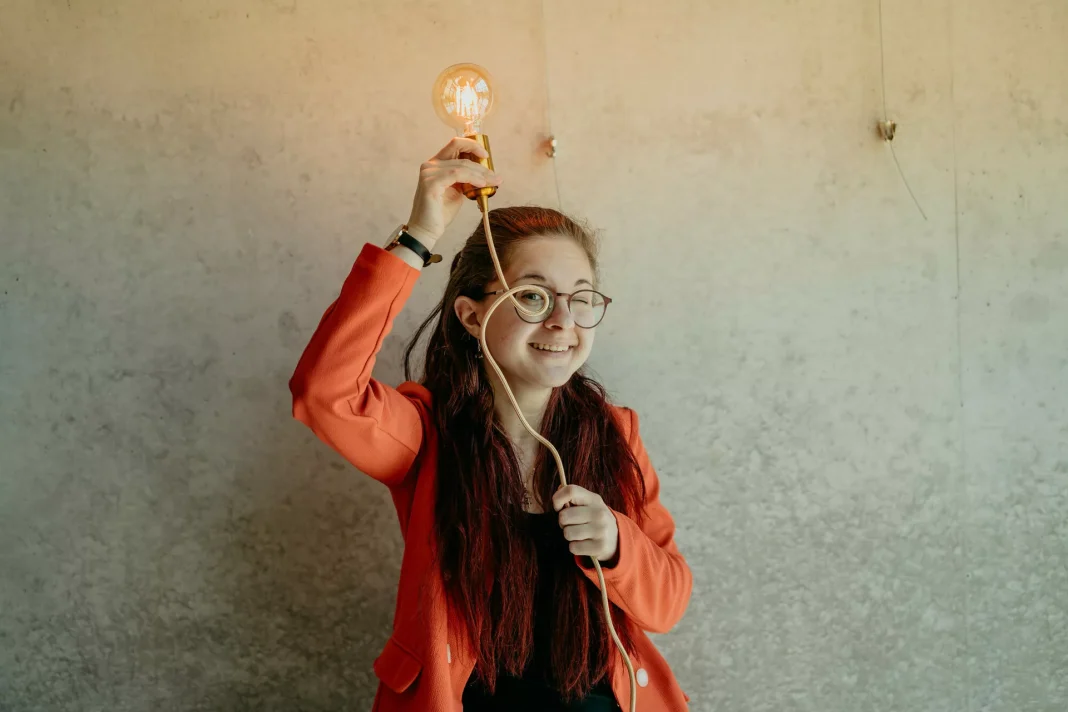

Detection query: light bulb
xmin=432 ymin=63 xmax=495 ymax=136
xmin=431 ymin=63 xmax=498 ymax=203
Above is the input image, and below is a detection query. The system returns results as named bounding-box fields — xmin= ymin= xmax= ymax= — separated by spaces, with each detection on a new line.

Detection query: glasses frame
xmin=482 ymin=287 xmax=612 ymax=329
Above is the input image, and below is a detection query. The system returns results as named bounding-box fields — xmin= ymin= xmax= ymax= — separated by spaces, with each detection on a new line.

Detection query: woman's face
xmin=458 ymin=235 xmax=598 ymax=392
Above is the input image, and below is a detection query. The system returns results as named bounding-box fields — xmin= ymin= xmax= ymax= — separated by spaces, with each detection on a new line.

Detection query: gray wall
xmin=2 ymin=1 xmax=1065 ymax=710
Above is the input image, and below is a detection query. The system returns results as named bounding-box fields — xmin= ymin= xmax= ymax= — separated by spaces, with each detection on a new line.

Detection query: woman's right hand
xmin=405 ymin=137 xmax=502 ymax=247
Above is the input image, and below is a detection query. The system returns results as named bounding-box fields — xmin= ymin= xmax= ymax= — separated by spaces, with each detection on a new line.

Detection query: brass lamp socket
xmin=461 ymin=133 xmax=497 ymax=202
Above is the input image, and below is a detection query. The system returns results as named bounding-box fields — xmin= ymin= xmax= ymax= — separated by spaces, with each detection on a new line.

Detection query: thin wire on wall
xmin=541 ymin=0 xmax=564 ymax=211
xmin=878 ymin=0 xmax=928 ymax=221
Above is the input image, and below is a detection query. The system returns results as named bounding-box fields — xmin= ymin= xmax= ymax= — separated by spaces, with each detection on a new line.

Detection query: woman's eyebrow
xmin=515 ymin=272 xmax=593 ymax=288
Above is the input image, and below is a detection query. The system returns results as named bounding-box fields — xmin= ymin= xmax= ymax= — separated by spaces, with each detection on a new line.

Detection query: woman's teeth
xmin=530 ymin=343 xmax=571 ymax=352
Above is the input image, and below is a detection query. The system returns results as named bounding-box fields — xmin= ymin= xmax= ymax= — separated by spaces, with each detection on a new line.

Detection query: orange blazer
xmin=289 ymin=243 xmax=693 ymax=711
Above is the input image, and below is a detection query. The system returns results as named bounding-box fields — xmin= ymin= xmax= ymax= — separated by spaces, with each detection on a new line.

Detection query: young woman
xmin=289 ymin=137 xmax=693 ymax=711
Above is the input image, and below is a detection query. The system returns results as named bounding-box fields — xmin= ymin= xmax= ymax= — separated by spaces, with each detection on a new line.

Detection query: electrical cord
xmin=475 ymin=193 xmax=638 ymax=712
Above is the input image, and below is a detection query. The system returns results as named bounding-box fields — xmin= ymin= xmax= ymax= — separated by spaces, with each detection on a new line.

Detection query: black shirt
xmin=461 ymin=511 xmax=621 ymax=712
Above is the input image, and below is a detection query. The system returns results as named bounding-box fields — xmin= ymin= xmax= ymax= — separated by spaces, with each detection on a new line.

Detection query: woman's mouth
xmin=530 ymin=342 xmax=574 ymax=354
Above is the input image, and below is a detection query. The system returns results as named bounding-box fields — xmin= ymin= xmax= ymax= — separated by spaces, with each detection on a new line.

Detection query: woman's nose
xmin=543 ymin=296 xmax=574 ymax=328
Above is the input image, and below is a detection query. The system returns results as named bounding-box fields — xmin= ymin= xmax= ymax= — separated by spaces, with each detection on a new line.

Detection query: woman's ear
xmin=453 ymin=296 xmax=483 ymax=339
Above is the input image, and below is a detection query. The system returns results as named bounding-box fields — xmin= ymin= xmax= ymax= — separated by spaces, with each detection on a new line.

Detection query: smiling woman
xmin=288 ymin=138 xmax=692 ymax=712
xmin=446 ymin=228 xmax=605 ymax=396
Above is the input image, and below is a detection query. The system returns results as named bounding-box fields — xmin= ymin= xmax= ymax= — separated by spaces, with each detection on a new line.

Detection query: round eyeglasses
xmin=482 ymin=287 xmax=612 ymax=329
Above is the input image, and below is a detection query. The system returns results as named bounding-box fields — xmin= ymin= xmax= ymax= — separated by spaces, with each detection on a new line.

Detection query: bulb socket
xmin=461 ymin=133 xmax=497 ymax=202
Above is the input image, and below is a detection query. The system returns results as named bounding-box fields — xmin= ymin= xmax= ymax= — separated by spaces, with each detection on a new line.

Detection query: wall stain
xmin=9 ymin=84 xmax=25 ymax=114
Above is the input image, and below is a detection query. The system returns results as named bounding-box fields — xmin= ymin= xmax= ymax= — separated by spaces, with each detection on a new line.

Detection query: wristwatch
xmin=383 ymin=224 xmax=442 ymax=267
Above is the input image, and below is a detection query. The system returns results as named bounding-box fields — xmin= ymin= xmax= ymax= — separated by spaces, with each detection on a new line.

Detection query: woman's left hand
xmin=552 ymin=484 xmax=620 ymax=563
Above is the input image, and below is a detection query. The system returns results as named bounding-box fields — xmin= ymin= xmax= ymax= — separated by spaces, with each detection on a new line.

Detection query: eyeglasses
xmin=482 ymin=287 xmax=612 ymax=329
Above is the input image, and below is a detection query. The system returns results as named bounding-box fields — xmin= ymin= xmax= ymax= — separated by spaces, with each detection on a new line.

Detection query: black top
xmin=461 ymin=511 xmax=621 ymax=712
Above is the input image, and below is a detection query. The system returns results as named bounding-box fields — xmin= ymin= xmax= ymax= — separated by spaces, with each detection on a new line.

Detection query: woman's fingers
xmin=557 ymin=503 xmax=606 ymax=526
xmin=561 ymin=522 xmax=601 ymax=542
xmin=422 ymin=159 xmax=500 ymax=191
xmin=433 ymin=136 xmax=489 ymax=161
xmin=568 ymin=539 xmax=603 ymax=557
xmin=553 ymin=485 xmax=619 ymax=562
xmin=552 ymin=484 xmax=601 ymax=512
xmin=407 ymin=139 xmax=499 ymax=244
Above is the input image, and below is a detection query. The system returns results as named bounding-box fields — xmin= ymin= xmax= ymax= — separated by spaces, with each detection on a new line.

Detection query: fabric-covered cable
xmin=475 ymin=193 xmax=638 ymax=712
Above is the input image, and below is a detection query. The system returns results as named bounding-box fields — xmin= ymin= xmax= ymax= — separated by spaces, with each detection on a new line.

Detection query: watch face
xmin=383 ymin=224 xmax=406 ymax=248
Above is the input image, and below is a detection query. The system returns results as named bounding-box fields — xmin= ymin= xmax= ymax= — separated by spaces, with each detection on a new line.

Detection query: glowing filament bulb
xmin=432 ymin=63 xmax=495 ymax=136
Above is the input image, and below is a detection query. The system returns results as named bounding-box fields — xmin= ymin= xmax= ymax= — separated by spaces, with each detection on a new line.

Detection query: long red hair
xmin=403 ymin=206 xmax=647 ymax=700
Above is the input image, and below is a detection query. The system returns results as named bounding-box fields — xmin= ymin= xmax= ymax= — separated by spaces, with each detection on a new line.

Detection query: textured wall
xmin=1 ymin=1 xmax=1065 ymax=711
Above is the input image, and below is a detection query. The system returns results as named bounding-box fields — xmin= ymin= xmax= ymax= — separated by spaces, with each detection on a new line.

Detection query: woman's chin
xmin=540 ymin=375 xmax=573 ymax=389
xmin=491 ymin=366 xmax=573 ymax=393
xmin=528 ymin=363 xmax=581 ymax=389
xmin=490 ymin=352 xmax=585 ymax=392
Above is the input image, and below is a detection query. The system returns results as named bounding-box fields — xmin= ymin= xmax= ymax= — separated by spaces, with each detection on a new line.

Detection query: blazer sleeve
xmin=576 ymin=407 xmax=693 ymax=633
xmin=289 ymin=243 xmax=425 ymax=488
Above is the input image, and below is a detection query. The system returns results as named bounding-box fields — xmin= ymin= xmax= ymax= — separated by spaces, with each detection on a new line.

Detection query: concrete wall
xmin=1 ymin=1 xmax=1065 ymax=710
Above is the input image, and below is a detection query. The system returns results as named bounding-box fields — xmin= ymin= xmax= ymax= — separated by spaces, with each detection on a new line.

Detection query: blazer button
xmin=636 ymin=668 xmax=649 ymax=687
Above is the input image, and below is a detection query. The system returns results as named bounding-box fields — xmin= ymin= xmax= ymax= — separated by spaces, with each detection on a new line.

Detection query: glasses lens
xmin=514 ymin=287 xmax=553 ymax=323
xmin=570 ymin=290 xmax=606 ymax=327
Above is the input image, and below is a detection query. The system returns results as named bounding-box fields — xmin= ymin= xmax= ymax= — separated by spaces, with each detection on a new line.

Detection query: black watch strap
xmin=395 ymin=231 xmax=442 ymax=267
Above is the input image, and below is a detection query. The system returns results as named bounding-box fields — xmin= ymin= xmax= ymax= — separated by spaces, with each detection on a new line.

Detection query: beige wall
xmin=2 ymin=1 xmax=1066 ymax=710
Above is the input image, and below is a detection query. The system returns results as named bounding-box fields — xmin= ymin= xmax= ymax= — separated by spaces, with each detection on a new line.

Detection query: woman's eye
xmin=521 ymin=291 xmax=544 ymax=304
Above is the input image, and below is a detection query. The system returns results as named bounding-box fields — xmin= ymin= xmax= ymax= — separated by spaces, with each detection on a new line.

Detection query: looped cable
xmin=475 ymin=195 xmax=638 ymax=712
